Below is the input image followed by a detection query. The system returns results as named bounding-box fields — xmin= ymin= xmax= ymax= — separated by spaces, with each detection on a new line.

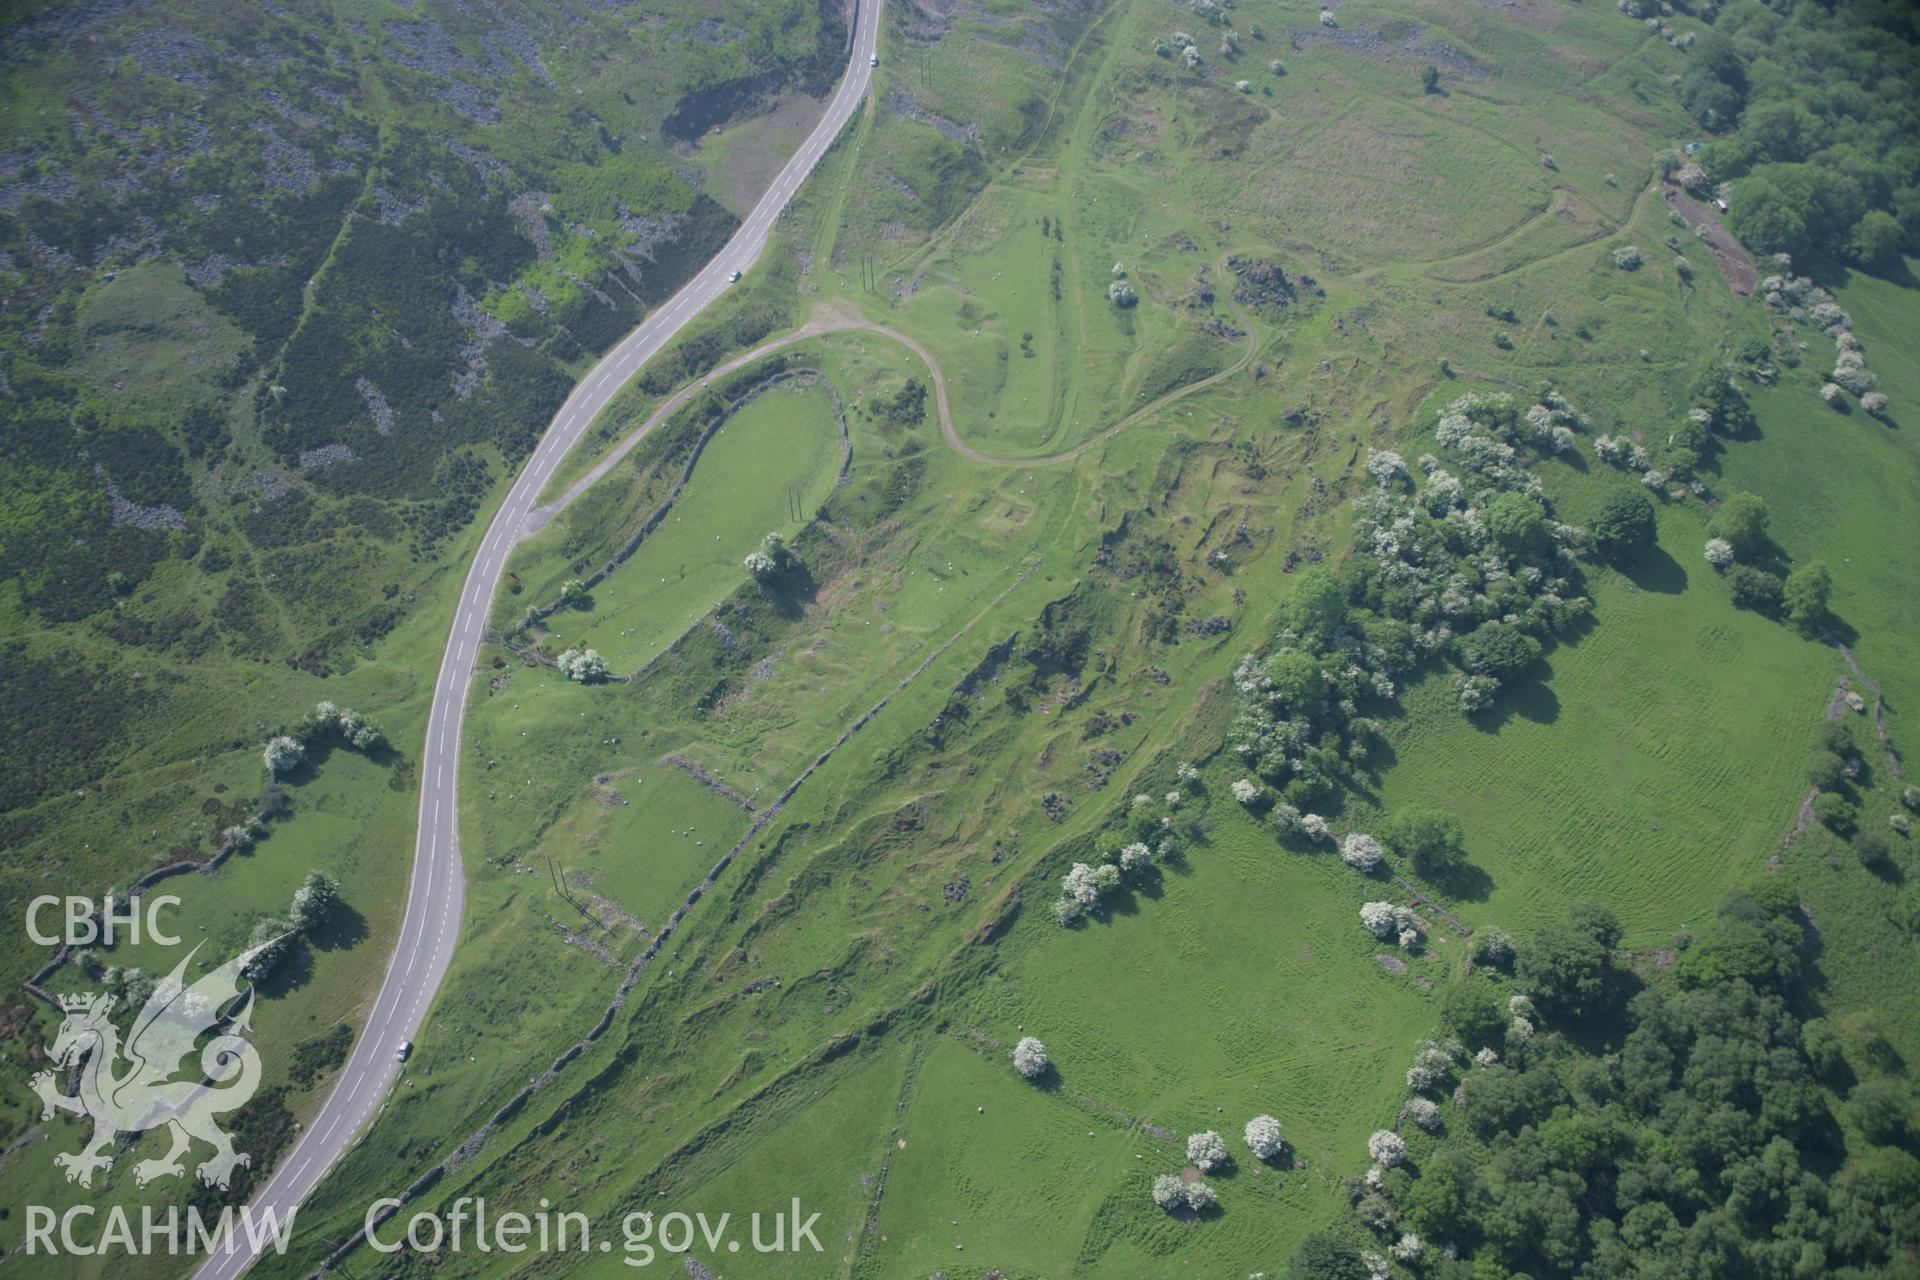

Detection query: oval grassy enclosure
xmin=539 ymin=377 xmax=847 ymax=672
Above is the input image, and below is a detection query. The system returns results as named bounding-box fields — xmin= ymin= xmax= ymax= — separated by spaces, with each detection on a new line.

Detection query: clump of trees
xmin=1670 ymin=5 xmax=1920 ymax=280
xmin=245 ymin=870 xmax=345 ymax=982
xmin=1759 ymin=272 xmax=1889 ymax=412
xmin=1152 ymin=1173 xmax=1216 ymax=1213
xmin=1807 ymin=719 xmax=1864 ymax=840
xmin=1697 ymin=487 xmax=1836 ymax=633
xmin=744 ymin=530 xmax=796 ymax=582
xmin=1053 ymin=786 xmax=1188 ymax=929
xmin=288 ymin=870 xmax=343 ymax=933
xmin=1356 ymin=882 xmax=1915 ymax=1277
xmin=293 ymin=700 xmax=387 ymax=752
xmin=1361 ymin=901 xmax=1423 ymax=949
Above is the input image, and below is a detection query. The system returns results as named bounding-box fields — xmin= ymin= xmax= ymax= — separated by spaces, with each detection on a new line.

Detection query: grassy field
xmin=529 ymin=378 xmax=847 ymax=673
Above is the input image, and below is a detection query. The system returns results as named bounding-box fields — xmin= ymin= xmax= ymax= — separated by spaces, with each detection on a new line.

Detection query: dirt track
xmin=1662 ymin=181 xmax=1758 ymax=296
xmin=530 ymin=291 xmax=1261 ymax=531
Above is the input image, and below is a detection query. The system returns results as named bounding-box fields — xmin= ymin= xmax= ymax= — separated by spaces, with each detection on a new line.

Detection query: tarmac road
xmin=194 ymin=5 xmax=879 ymax=1274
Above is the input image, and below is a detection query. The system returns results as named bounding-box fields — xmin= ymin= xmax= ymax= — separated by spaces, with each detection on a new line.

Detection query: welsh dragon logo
xmin=32 ymin=939 xmax=275 ymax=1190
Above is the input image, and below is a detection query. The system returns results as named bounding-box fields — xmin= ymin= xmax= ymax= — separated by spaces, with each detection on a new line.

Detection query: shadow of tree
xmin=1619 ymin=543 xmax=1688 ymax=594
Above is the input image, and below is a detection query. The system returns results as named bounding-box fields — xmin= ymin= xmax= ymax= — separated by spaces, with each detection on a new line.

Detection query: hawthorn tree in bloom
xmin=1407 ymin=1039 xmax=1459 ymax=1091
xmin=263 ymin=735 xmax=304 ymax=776
xmin=1012 ymin=1037 xmax=1049 ymax=1079
xmin=1187 ymin=1130 xmax=1230 ymax=1172
xmin=557 ymin=647 xmax=610 ymax=683
xmin=1245 ymin=1114 xmax=1284 ymax=1159
xmin=1366 ymin=450 xmax=1408 ymax=488
xmin=1152 ymin=1174 xmax=1215 ymax=1213
xmin=1062 ymin=862 xmax=1103 ymax=908
xmin=1342 ymin=833 xmax=1385 ymax=872
xmin=1369 ymin=1129 xmax=1408 ymax=1168
xmin=288 ymin=870 xmax=342 ymax=933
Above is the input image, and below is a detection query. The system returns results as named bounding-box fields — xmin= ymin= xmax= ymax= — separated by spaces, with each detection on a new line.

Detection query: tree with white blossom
xmin=1244 ymin=1114 xmax=1284 ymax=1159
xmin=1368 ymin=1129 xmax=1408 ymax=1167
xmin=1152 ymin=1173 xmax=1215 ymax=1213
xmin=1231 ymin=778 xmax=1264 ymax=806
xmin=557 ymin=647 xmax=611 ymax=683
xmin=1403 ymin=1096 xmax=1441 ymax=1132
xmin=1342 ymin=833 xmax=1385 ymax=872
xmin=1407 ymin=1038 xmax=1458 ymax=1091
xmin=1366 ymin=450 xmax=1409 ymax=487
xmin=1704 ymin=537 xmax=1735 ymax=568
xmin=1187 ymin=1129 xmax=1230 ymax=1172
xmin=263 ymin=735 xmax=304 ymax=776
xmin=1062 ymin=862 xmax=1103 ymax=909
xmin=288 ymin=869 xmax=342 ymax=933
xmin=1361 ymin=901 xmax=1398 ymax=939
xmin=1012 ymin=1037 xmax=1049 ymax=1079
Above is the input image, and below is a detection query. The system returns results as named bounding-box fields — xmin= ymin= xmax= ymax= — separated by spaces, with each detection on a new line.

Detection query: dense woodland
xmin=1288 ymin=884 xmax=1919 ymax=1279
xmin=1669 ymin=0 xmax=1920 ymax=269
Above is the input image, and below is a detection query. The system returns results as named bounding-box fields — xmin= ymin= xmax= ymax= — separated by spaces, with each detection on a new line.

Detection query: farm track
xmin=534 ymin=291 xmax=1262 ymax=539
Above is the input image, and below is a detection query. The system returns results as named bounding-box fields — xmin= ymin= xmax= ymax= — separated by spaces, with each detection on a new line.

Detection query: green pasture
xmin=532 ymin=379 xmax=845 ymax=673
